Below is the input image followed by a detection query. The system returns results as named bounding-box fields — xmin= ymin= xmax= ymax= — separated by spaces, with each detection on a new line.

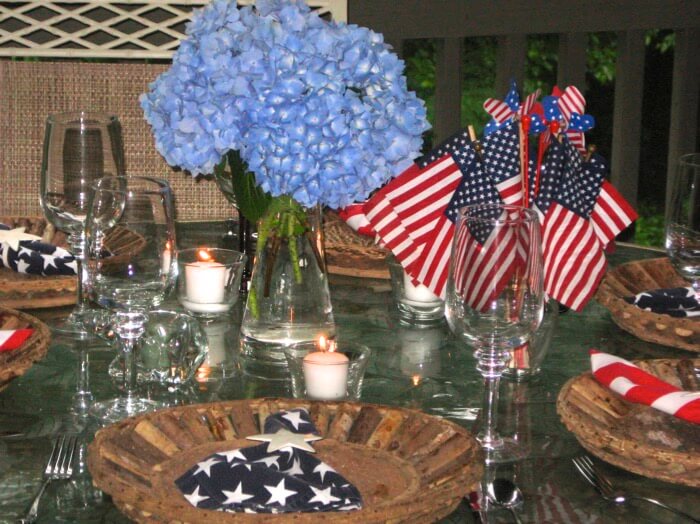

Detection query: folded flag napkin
xmin=0 ymin=329 xmax=33 ymax=352
xmin=624 ymin=287 xmax=700 ymax=318
xmin=176 ymin=408 xmax=362 ymax=514
xmin=590 ymin=350 xmax=700 ymax=424
xmin=0 ymin=224 xmax=77 ymax=276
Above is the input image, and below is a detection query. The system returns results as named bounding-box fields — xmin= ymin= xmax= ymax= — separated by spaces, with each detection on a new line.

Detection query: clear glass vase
xmin=240 ymin=196 xmax=335 ymax=369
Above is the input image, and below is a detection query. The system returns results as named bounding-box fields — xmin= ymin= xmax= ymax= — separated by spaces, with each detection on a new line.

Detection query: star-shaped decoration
xmin=193 ymin=456 xmax=221 ymax=477
xmin=264 ymin=478 xmax=297 ymax=506
xmin=184 ymin=485 xmax=209 ymax=507
xmin=309 ymin=485 xmax=340 ymax=505
xmin=0 ymin=228 xmax=41 ymax=251
xmin=221 ymin=482 xmax=255 ymax=505
xmin=313 ymin=461 xmax=336 ymax=482
xmin=247 ymin=429 xmax=322 ymax=453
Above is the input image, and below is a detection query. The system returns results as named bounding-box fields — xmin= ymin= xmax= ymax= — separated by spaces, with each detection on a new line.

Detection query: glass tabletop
xmin=0 ymin=223 xmax=696 ymax=523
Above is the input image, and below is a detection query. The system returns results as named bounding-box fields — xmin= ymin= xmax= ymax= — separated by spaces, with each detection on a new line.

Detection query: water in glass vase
xmin=239 ymin=199 xmax=335 ymax=373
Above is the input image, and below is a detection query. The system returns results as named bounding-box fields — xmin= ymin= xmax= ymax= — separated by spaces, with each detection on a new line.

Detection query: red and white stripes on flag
xmin=591 ymin=180 xmax=638 ymax=247
xmin=452 ymin=218 xmax=523 ymax=311
xmin=0 ymin=329 xmax=33 ymax=352
xmin=363 ymin=156 xmax=463 ymax=272
xmin=590 ymin=350 xmax=700 ymax=424
xmin=542 ymin=203 xmax=606 ymax=312
xmin=558 ymin=86 xmax=587 ymax=154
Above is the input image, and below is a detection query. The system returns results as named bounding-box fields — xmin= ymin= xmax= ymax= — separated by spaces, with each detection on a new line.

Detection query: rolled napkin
xmin=176 ymin=408 xmax=362 ymax=514
xmin=590 ymin=350 xmax=700 ymax=424
xmin=0 ymin=224 xmax=77 ymax=276
xmin=0 ymin=329 xmax=33 ymax=352
xmin=624 ymin=286 xmax=700 ymax=317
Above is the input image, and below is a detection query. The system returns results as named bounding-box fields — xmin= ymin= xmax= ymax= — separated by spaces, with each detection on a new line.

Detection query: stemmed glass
xmin=84 ymin=176 xmax=177 ymax=424
xmin=445 ymin=204 xmax=544 ymax=463
xmin=40 ymin=111 xmax=125 ymax=338
xmin=666 ymin=153 xmax=700 ymax=290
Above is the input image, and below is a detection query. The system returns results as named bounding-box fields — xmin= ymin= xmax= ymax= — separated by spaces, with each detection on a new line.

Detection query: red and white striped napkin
xmin=0 ymin=329 xmax=33 ymax=352
xmin=590 ymin=350 xmax=700 ymax=425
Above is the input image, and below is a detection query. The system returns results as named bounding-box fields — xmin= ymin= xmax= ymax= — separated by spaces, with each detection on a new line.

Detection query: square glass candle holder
xmin=177 ymin=248 xmax=246 ymax=319
xmin=284 ymin=340 xmax=371 ymax=401
xmin=387 ymin=257 xmax=444 ymax=325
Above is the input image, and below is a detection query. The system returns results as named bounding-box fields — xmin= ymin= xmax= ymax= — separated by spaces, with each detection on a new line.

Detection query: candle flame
xmin=412 ymin=374 xmax=421 ymax=386
xmin=317 ymin=335 xmax=337 ymax=352
xmin=197 ymin=248 xmax=213 ymax=262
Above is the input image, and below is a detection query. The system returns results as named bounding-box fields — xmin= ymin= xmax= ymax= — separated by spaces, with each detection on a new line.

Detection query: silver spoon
xmin=488 ymin=478 xmax=524 ymax=523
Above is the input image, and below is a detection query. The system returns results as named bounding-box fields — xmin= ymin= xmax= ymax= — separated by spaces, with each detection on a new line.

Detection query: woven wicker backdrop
xmin=0 ymin=61 xmax=233 ymax=221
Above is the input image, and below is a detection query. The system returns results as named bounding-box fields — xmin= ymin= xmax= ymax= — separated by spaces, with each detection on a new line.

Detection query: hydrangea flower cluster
xmin=141 ymin=0 xmax=429 ymax=209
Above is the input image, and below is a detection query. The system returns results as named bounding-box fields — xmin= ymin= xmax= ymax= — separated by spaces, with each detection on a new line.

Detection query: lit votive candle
xmin=182 ymin=249 xmax=229 ymax=313
xmin=302 ymin=338 xmax=349 ymax=400
xmin=403 ymin=273 xmax=440 ymax=304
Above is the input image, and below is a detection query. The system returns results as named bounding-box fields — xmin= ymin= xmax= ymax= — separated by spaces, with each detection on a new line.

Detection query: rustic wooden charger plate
xmin=0 ymin=306 xmax=51 ymax=391
xmin=88 ymin=398 xmax=483 ymax=523
xmin=324 ymin=211 xmax=389 ymax=280
xmin=595 ymin=257 xmax=699 ymax=352
xmin=557 ymin=358 xmax=700 ymax=487
xmin=0 ymin=216 xmax=147 ymax=309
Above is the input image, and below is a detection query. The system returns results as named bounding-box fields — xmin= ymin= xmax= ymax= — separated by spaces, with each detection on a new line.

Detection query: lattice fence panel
xmin=0 ymin=0 xmax=347 ymax=58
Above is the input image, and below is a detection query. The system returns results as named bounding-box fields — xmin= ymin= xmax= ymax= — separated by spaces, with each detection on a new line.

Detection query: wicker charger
xmin=88 ymin=398 xmax=483 ymax=523
xmin=0 ymin=306 xmax=51 ymax=391
xmin=595 ymin=257 xmax=699 ymax=352
xmin=0 ymin=216 xmax=147 ymax=309
xmin=557 ymin=358 xmax=700 ymax=488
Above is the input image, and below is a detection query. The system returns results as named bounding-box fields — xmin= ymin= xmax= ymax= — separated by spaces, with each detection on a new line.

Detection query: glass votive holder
xmin=504 ymin=298 xmax=559 ymax=381
xmin=177 ymin=248 xmax=246 ymax=319
xmin=137 ymin=310 xmax=208 ymax=391
xmin=284 ymin=340 xmax=371 ymax=401
xmin=387 ymin=257 xmax=444 ymax=325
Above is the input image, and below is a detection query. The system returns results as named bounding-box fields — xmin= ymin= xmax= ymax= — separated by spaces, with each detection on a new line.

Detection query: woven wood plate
xmin=0 ymin=307 xmax=51 ymax=391
xmin=324 ymin=211 xmax=389 ymax=280
xmin=557 ymin=358 xmax=700 ymax=487
xmin=595 ymin=257 xmax=699 ymax=352
xmin=88 ymin=398 xmax=483 ymax=523
xmin=0 ymin=216 xmax=147 ymax=309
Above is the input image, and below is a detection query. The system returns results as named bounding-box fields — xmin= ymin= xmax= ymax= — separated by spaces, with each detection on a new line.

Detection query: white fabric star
xmin=308 ymin=485 xmax=340 ymax=505
xmin=313 ymin=462 xmax=336 ymax=482
xmin=184 ymin=485 xmax=209 ymax=507
xmin=16 ymin=259 xmax=30 ymax=273
xmin=283 ymin=457 xmax=305 ymax=477
xmin=218 ymin=449 xmax=248 ymax=464
xmin=281 ymin=410 xmax=305 ymax=430
xmin=41 ymin=253 xmax=57 ymax=270
xmin=247 ymin=429 xmax=322 ymax=453
xmin=254 ymin=455 xmax=281 ymax=468
xmin=193 ymin=456 xmax=221 ymax=477
xmin=0 ymin=228 xmax=41 ymax=251
xmin=221 ymin=482 xmax=255 ymax=505
xmin=264 ymin=478 xmax=297 ymax=506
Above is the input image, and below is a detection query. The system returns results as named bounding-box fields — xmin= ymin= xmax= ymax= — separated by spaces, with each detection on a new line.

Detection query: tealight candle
xmin=182 ymin=249 xmax=228 ymax=313
xmin=302 ymin=337 xmax=349 ymax=400
xmin=402 ymin=273 xmax=440 ymax=304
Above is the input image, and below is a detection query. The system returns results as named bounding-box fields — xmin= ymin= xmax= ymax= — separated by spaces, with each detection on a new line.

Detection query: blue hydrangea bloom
xmin=141 ymin=0 xmax=429 ymax=208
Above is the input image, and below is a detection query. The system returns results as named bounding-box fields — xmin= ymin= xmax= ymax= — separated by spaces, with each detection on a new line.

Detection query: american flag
xmin=410 ymin=122 xmax=522 ymax=298
xmin=542 ymin=141 xmax=607 ymax=311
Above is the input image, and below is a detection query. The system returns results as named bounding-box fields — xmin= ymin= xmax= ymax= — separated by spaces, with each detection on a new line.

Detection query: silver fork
xmin=572 ymin=456 xmax=699 ymax=523
xmin=19 ymin=434 xmax=77 ymax=524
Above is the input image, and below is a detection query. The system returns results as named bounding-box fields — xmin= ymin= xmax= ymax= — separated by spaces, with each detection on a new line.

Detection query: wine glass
xmin=84 ymin=176 xmax=177 ymax=424
xmin=40 ymin=111 xmax=125 ymax=340
xmin=445 ymin=204 xmax=544 ymax=463
xmin=666 ymin=153 xmax=700 ymax=290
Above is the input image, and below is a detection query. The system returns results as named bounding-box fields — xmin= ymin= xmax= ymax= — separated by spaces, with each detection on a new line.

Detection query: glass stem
xmin=475 ymin=345 xmax=511 ymax=448
xmin=114 ymin=311 xmax=146 ymax=403
xmin=72 ymin=346 xmax=93 ymax=415
xmin=68 ymin=232 xmax=89 ymax=315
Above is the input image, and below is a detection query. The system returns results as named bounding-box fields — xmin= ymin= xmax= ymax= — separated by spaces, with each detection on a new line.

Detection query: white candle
xmin=161 ymin=242 xmax=172 ymax=274
xmin=403 ymin=273 xmax=440 ymax=304
xmin=184 ymin=249 xmax=228 ymax=313
xmin=202 ymin=322 xmax=228 ymax=366
xmin=303 ymin=349 xmax=349 ymax=400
